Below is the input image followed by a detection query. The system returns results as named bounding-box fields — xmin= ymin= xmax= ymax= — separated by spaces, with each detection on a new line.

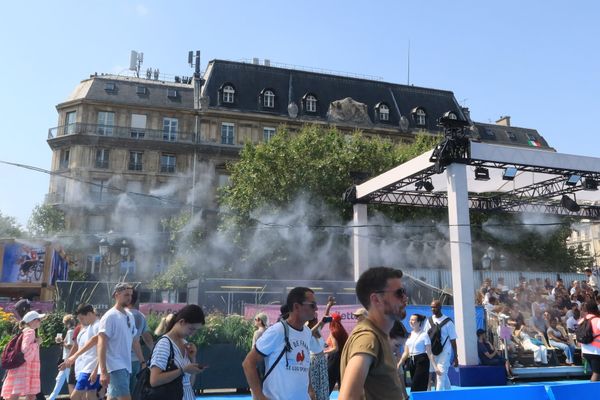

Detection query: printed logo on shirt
xmin=286 ymin=339 xmax=310 ymax=373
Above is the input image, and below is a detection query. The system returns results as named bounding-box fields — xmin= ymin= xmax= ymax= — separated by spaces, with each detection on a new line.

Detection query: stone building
xmin=45 ymin=58 xmax=552 ymax=280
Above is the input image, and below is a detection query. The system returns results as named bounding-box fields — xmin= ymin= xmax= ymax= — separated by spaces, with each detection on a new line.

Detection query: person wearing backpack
xmin=579 ymin=300 xmax=600 ymax=381
xmin=424 ymin=300 xmax=457 ymax=391
xmin=1 ymin=310 xmax=45 ymax=400
xmin=242 ymin=287 xmax=315 ymax=400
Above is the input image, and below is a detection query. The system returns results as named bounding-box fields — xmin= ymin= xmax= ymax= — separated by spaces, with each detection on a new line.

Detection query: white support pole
xmin=446 ymin=163 xmax=478 ymax=366
xmin=352 ymin=203 xmax=369 ymax=282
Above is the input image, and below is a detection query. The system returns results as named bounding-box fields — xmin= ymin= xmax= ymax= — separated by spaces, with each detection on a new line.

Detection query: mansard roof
xmin=471 ymin=122 xmax=554 ymax=151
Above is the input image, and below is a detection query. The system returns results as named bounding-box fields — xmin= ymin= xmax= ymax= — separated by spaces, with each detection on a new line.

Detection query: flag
xmin=528 ymin=140 xmax=541 ymax=147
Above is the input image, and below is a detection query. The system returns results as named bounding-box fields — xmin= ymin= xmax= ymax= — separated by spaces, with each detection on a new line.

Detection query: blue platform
xmin=448 ymin=365 xmax=507 ymax=386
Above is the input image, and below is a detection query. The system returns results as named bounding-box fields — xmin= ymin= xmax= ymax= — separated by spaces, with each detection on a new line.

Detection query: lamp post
xmin=99 ymin=238 xmax=129 ymax=282
xmin=481 ymin=254 xmax=491 ymax=270
xmin=487 ymin=246 xmax=496 ymax=272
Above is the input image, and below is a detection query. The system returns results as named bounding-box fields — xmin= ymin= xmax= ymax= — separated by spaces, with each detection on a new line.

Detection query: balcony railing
xmin=48 ymin=123 xmax=196 ymax=144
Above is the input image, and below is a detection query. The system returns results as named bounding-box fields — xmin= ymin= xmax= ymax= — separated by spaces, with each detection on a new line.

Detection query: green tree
xmin=27 ymin=204 xmax=65 ymax=237
xmin=0 ymin=211 xmax=23 ymax=238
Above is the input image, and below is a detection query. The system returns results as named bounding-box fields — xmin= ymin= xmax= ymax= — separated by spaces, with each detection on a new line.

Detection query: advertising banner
xmin=1 ymin=242 xmax=46 ymax=284
xmin=244 ymin=304 xmax=485 ymax=339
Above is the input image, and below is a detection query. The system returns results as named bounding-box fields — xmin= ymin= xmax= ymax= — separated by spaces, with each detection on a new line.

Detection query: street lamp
xmin=481 ymin=254 xmax=491 ymax=270
xmin=487 ymin=246 xmax=496 ymax=271
xmin=98 ymin=238 xmax=129 ymax=282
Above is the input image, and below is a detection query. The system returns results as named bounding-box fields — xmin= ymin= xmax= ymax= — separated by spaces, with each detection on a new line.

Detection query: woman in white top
xmin=514 ymin=323 xmax=548 ymax=365
xmin=398 ymin=314 xmax=440 ymax=392
xmin=547 ymin=317 xmax=575 ymax=365
xmin=150 ymin=305 xmax=207 ymax=400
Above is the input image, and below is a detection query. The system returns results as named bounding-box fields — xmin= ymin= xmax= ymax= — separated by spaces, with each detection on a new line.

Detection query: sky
xmin=1 ymin=0 xmax=599 ymax=227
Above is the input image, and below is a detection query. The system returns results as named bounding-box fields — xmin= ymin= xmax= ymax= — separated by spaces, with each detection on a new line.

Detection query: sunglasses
xmin=374 ymin=288 xmax=407 ymax=299
xmin=301 ymin=302 xmax=318 ymax=309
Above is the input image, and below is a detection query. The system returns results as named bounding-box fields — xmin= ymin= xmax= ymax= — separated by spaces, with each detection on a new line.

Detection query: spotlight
xmin=561 ymin=195 xmax=580 ymax=212
xmin=502 ymin=167 xmax=518 ymax=181
xmin=415 ymin=178 xmax=434 ymax=192
xmin=566 ymin=174 xmax=581 ymax=186
xmin=583 ymin=178 xmax=598 ymax=191
xmin=474 ymin=166 xmax=490 ymax=181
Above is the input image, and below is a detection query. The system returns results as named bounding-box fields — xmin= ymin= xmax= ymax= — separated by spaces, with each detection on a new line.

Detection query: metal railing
xmin=48 ymin=123 xmax=196 ymax=144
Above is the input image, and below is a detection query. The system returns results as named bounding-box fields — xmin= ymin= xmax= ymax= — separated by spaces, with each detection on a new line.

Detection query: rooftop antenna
xmin=407 ymin=40 xmax=411 ymax=85
xmin=129 ymin=50 xmax=144 ymax=78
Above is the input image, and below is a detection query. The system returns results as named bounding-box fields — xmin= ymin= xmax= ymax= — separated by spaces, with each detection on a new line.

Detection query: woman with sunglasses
xmin=149 ymin=304 xmax=207 ymax=400
xmin=398 ymin=314 xmax=440 ymax=393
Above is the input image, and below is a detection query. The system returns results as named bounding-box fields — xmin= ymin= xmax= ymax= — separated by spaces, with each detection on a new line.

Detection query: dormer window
xmin=305 ymin=94 xmax=317 ymax=113
xmin=104 ymin=82 xmax=116 ymax=92
xmin=412 ymin=107 xmax=427 ymax=126
xmin=263 ymin=90 xmax=275 ymax=108
xmin=376 ymin=103 xmax=390 ymax=121
xmin=447 ymin=111 xmax=458 ymax=120
xmin=222 ymin=84 xmax=235 ymax=103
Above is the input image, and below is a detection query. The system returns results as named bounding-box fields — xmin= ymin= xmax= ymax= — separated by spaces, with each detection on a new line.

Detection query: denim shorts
xmin=75 ymin=372 xmax=101 ymax=391
xmin=108 ymin=369 xmax=130 ymax=398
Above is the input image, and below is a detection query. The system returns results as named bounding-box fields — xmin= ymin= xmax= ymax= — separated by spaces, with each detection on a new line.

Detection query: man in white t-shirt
xmin=98 ymin=283 xmax=143 ymax=400
xmin=424 ymin=300 xmax=458 ymax=391
xmin=242 ymin=287 xmax=315 ymax=400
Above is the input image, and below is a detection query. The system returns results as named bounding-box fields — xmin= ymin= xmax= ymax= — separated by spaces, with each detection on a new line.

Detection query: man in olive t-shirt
xmin=339 ymin=267 xmax=408 ymax=400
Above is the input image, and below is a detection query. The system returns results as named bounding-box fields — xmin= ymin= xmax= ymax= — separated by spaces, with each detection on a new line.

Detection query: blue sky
xmin=1 ymin=0 xmax=599 ymax=226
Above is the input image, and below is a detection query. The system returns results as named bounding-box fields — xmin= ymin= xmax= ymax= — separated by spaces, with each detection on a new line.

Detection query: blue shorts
xmin=108 ymin=369 xmax=130 ymax=398
xmin=75 ymin=372 xmax=101 ymax=391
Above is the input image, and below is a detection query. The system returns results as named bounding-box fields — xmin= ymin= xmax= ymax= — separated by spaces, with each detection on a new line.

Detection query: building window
xmin=263 ymin=127 xmax=276 ymax=142
xmin=223 ymin=85 xmax=235 ymax=103
xmin=221 ymin=123 xmax=235 ymax=145
xmin=263 ymin=90 xmax=275 ymax=108
xmin=131 ymin=114 xmax=146 ymax=138
xmin=162 ymin=117 xmax=178 ymax=141
xmin=507 ymin=131 xmax=517 ymax=141
xmin=97 ymin=111 xmax=115 ymax=135
xmin=88 ymin=215 xmax=105 ymax=232
xmin=59 ymin=149 xmax=70 ymax=169
xmin=160 ymin=154 xmax=176 ymax=173
xmin=129 ymin=151 xmax=143 ymax=171
xmin=64 ymin=111 xmax=76 ymax=135
xmin=447 ymin=111 xmax=458 ymax=120
xmin=414 ymin=108 xmax=426 ymax=126
xmin=95 ymin=149 xmax=109 ymax=169
xmin=90 ymin=179 xmax=110 ymax=202
xmin=378 ymin=104 xmax=389 ymax=121
xmin=305 ymin=94 xmax=317 ymax=113
xmin=217 ymin=174 xmax=230 ymax=188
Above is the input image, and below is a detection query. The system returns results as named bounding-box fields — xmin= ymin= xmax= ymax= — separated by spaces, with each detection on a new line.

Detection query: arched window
xmin=263 ymin=90 xmax=275 ymax=108
xmin=222 ymin=84 xmax=235 ymax=103
xmin=413 ymin=107 xmax=427 ymax=126
xmin=447 ymin=111 xmax=458 ymax=120
xmin=378 ymin=104 xmax=389 ymax=121
xmin=306 ymin=94 xmax=317 ymax=113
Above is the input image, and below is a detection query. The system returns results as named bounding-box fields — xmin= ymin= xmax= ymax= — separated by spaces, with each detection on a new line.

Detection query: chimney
xmin=496 ymin=115 xmax=511 ymax=126
xmin=252 ymin=57 xmax=259 ymax=65
xmin=264 ymin=59 xmax=271 ymax=67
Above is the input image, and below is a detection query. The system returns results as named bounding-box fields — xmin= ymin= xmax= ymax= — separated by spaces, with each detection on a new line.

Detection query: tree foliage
xmin=0 ymin=211 xmax=23 ymax=238
xmin=27 ymin=204 xmax=65 ymax=237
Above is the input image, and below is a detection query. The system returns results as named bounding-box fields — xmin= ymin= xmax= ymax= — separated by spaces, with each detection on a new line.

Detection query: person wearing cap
xmin=352 ymin=308 xmax=368 ymax=322
xmin=97 ymin=283 xmax=143 ymax=400
xmin=1 ymin=310 xmax=45 ymax=400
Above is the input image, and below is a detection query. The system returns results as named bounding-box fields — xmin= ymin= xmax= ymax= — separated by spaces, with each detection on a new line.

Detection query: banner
xmin=49 ymin=249 xmax=69 ymax=286
xmin=139 ymin=303 xmax=187 ymax=315
xmin=244 ymin=304 xmax=485 ymax=339
xmin=1 ymin=242 xmax=46 ymax=284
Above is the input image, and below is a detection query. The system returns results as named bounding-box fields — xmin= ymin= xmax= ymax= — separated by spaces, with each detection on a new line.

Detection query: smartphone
xmin=322 ymin=316 xmax=333 ymax=323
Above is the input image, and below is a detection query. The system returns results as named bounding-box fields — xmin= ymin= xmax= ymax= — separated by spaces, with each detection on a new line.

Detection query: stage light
xmin=583 ymin=178 xmax=598 ymax=191
xmin=502 ymin=167 xmax=518 ymax=181
xmin=566 ymin=174 xmax=581 ymax=186
xmin=474 ymin=167 xmax=490 ymax=181
xmin=561 ymin=195 xmax=580 ymax=212
xmin=415 ymin=178 xmax=435 ymax=192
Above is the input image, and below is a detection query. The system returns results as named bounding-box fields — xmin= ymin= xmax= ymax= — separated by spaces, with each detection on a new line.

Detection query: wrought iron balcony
xmin=48 ymin=123 xmax=196 ymax=144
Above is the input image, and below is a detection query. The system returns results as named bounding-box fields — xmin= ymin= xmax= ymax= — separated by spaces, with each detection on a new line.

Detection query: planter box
xmin=194 ymin=343 xmax=248 ymax=390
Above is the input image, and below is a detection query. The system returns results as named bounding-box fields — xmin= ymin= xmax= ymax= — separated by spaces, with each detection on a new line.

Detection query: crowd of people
xmin=1 ymin=285 xmax=207 ymax=400
xmin=477 ymin=267 xmax=600 ymax=376
xmin=2 ymin=265 xmax=600 ymax=399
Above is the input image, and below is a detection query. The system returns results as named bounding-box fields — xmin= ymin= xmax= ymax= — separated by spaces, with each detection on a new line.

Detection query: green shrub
xmin=190 ymin=313 xmax=253 ymax=353
xmin=38 ymin=311 xmax=66 ymax=349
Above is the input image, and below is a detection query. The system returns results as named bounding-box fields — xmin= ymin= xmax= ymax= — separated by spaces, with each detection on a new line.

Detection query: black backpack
xmin=575 ymin=316 xmax=600 ymax=344
xmin=428 ymin=317 xmax=452 ymax=356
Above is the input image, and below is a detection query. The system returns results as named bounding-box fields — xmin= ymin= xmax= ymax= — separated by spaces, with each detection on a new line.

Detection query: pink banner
xmin=139 ymin=303 xmax=187 ymax=315
xmin=244 ymin=304 xmax=363 ymax=340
